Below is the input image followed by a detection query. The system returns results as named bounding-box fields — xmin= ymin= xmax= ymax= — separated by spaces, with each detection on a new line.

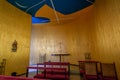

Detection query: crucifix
xmin=51 ymin=41 xmax=70 ymax=62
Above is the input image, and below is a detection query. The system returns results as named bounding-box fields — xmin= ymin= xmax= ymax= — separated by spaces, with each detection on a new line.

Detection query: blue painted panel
xmin=7 ymin=0 xmax=45 ymax=16
xmin=46 ymin=0 xmax=95 ymax=15
xmin=32 ymin=17 xmax=50 ymax=24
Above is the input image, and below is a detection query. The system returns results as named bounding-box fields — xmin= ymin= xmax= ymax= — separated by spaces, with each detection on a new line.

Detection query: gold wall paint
xmin=3 ymin=0 xmax=120 ymax=78
xmin=31 ymin=0 xmax=120 ymax=78
xmin=0 ymin=0 xmax=31 ymax=75
xmin=91 ymin=0 xmax=120 ymax=79
xmin=30 ymin=5 xmax=95 ymax=65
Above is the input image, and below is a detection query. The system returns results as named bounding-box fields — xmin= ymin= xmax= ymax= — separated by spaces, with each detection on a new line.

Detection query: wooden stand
xmin=51 ymin=54 xmax=70 ymax=62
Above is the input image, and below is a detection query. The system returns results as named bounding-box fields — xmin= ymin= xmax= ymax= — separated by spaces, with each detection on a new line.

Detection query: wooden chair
xmin=100 ymin=62 xmax=118 ymax=80
xmin=83 ymin=61 xmax=99 ymax=80
xmin=78 ymin=61 xmax=85 ymax=78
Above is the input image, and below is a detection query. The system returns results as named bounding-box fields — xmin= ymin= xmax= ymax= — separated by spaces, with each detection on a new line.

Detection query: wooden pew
xmin=27 ymin=62 xmax=70 ymax=80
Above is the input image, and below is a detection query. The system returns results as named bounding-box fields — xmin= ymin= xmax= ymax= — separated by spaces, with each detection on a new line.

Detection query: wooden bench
xmin=27 ymin=62 xmax=70 ymax=80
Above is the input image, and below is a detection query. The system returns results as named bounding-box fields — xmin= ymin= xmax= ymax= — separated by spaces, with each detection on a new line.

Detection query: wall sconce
xmin=11 ymin=40 xmax=17 ymax=52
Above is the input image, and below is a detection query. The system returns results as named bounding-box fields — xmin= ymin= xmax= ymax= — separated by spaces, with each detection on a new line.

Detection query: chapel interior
xmin=0 ymin=0 xmax=120 ymax=80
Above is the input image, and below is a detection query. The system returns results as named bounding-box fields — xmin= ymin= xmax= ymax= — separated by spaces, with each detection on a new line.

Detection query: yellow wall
xmin=2 ymin=0 xmax=120 ymax=78
xmin=31 ymin=0 xmax=120 ymax=78
xmin=0 ymin=0 xmax=31 ymax=75
xmin=91 ymin=0 xmax=120 ymax=78
xmin=30 ymin=5 xmax=94 ymax=65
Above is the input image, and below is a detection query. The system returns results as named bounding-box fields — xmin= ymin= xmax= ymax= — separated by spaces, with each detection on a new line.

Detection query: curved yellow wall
xmin=0 ymin=0 xmax=31 ymax=75
xmin=91 ymin=0 xmax=120 ymax=79
xmin=30 ymin=5 xmax=94 ymax=65
xmin=2 ymin=0 xmax=120 ymax=79
xmin=31 ymin=0 xmax=120 ymax=79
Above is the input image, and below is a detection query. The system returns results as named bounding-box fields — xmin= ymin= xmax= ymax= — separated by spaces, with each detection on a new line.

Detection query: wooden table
xmin=51 ymin=53 xmax=70 ymax=62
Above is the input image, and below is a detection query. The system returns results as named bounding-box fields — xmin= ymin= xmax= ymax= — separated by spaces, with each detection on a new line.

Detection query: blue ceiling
xmin=6 ymin=0 xmax=95 ymax=24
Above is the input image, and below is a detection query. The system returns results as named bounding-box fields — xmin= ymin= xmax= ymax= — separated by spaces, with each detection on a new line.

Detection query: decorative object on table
xmin=84 ymin=52 xmax=91 ymax=60
xmin=51 ymin=41 xmax=70 ymax=62
xmin=11 ymin=40 xmax=17 ymax=52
